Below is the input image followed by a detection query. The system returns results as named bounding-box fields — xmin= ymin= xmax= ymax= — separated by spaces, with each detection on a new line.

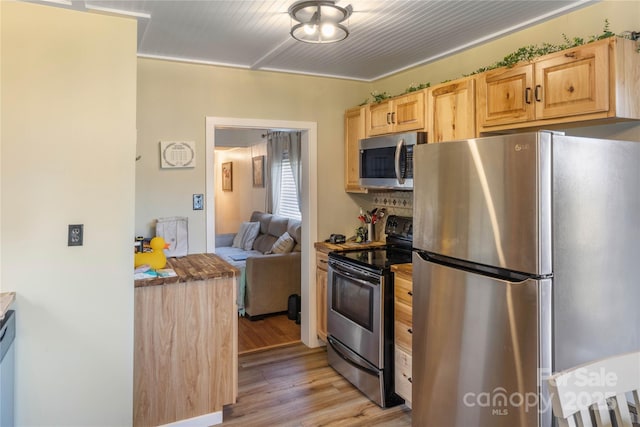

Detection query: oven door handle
xmin=331 ymin=264 xmax=378 ymax=288
xmin=394 ymin=138 xmax=405 ymax=185
xmin=328 ymin=336 xmax=379 ymax=377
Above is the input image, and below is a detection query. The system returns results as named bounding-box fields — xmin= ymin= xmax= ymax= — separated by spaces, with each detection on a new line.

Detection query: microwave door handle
xmin=395 ymin=139 xmax=405 ymax=184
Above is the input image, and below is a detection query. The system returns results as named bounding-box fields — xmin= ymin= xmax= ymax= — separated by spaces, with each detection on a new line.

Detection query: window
xmin=277 ymin=151 xmax=301 ymax=220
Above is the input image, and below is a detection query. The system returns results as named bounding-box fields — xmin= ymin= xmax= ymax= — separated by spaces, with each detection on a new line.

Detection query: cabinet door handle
xmin=535 ymin=85 xmax=542 ymax=102
xmin=391 ymin=112 xmax=396 ymax=124
xmin=525 ymin=87 xmax=532 ymax=104
xmin=408 ymin=328 xmax=413 ymax=334
xmin=564 ymin=52 xmax=577 ymax=58
xmin=386 ymin=112 xmax=391 ymax=124
xmin=407 ymin=291 xmax=413 ymax=296
xmin=408 ymin=377 xmax=412 ymax=383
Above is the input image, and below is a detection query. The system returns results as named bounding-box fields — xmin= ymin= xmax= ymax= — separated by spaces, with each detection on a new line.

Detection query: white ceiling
xmin=37 ymin=0 xmax=597 ymax=81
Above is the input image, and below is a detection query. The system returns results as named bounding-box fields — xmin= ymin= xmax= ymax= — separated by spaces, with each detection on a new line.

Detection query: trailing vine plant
xmin=370 ymin=91 xmax=391 ymax=103
xmin=404 ymin=82 xmax=431 ymax=93
xmin=365 ymin=19 xmax=637 ymax=103
xmin=465 ymin=19 xmax=620 ymax=76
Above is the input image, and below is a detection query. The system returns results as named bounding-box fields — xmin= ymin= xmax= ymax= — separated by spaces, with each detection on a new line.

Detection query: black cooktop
xmin=328 ymin=215 xmax=414 ymax=273
xmin=330 ymin=247 xmax=413 ymax=272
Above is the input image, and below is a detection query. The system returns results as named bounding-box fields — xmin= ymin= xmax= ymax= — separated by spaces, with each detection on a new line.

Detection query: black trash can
xmin=287 ymin=294 xmax=300 ymax=321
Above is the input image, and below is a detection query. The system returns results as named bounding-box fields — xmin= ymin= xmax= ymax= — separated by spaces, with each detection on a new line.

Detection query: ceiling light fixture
xmin=288 ymin=0 xmax=352 ymax=44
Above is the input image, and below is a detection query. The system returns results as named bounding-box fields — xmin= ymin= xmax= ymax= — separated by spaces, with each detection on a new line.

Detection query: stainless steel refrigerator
xmin=412 ymin=131 xmax=640 ymax=427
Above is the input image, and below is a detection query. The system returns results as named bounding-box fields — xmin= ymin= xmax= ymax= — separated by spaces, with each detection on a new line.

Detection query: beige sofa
xmin=216 ymin=211 xmax=301 ymax=319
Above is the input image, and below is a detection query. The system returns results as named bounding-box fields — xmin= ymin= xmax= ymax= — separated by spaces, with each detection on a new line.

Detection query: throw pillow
xmin=232 ymin=221 xmax=261 ymax=251
xmin=269 ymin=231 xmax=295 ymax=254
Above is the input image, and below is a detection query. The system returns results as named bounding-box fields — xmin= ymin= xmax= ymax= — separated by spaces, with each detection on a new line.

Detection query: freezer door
xmin=412 ymin=254 xmax=552 ymax=427
xmin=413 ymin=131 xmax=552 ymax=275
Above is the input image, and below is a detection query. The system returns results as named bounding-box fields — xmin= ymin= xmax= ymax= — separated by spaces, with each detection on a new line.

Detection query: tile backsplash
xmin=370 ymin=191 xmax=413 ymax=216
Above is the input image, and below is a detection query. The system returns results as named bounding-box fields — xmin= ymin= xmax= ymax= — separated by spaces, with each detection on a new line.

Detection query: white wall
xmin=1 ymin=3 xmax=136 ymax=426
xmin=215 ymin=142 xmax=267 ymax=234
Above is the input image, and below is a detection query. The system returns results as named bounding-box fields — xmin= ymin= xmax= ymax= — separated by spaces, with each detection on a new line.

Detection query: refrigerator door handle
xmin=394 ymin=138 xmax=405 ymax=184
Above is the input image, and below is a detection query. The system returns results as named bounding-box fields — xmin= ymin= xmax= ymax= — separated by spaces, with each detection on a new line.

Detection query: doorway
xmin=205 ymin=117 xmax=320 ymax=349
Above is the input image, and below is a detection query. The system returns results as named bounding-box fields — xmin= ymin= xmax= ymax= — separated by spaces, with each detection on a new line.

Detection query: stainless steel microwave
xmin=359 ymin=131 xmax=426 ymax=190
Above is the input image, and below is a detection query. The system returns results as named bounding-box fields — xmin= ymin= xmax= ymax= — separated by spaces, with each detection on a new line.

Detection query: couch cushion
xmin=287 ymin=220 xmax=302 ymax=251
xmin=253 ymin=233 xmax=278 ymax=254
xmin=268 ymin=216 xmax=289 ymax=238
xmin=232 ymin=221 xmax=260 ymax=251
xmin=268 ymin=232 xmax=295 ymax=254
xmin=215 ymin=246 xmax=262 ymax=268
xmin=250 ymin=211 xmax=273 ymax=234
xmin=247 ymin=211 xmax=303 ymax=254
xmin=256 ymin=216 xmax=287 ymax=253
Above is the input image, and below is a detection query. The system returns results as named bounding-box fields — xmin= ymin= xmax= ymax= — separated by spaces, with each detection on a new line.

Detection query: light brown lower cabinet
xmin=134 ymin=277 xmax=238 ymax=426
xmin=316 ymin=250 xmax=329 ymax=342
xmin=392 ymin=265 xmax=413 ymax=408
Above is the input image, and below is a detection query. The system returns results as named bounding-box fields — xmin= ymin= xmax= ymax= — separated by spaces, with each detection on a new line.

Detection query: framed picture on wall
xmin=222 ymin=162 xmax=233 ymax=191
xmin=253 ymin=156 xmax=264 ymax=188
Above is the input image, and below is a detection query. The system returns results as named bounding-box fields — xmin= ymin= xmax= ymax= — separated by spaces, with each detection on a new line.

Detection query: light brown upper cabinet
xmin=365 ymin=91 xmax=425 ymax=137
xmin=477 ymin=37 xmax=640 ymax=132
xmin=344 ymin=106 xmax=367 ymax=193
xmin=427 ymin=77 xmax=476 ymax=143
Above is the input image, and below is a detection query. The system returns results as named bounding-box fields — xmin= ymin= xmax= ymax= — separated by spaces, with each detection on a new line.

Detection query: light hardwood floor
xmin=222 ymin=343 xmax=413 ymax=426
xmin=238 ymin=314 xmax=301 ymax=354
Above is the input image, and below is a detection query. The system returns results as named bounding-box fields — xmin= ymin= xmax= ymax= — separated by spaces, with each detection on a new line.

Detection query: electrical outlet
xmin=193 ymin=193 xmax=203 ymax=210
xmin=68 ymin=224 xmax=83 ymax=246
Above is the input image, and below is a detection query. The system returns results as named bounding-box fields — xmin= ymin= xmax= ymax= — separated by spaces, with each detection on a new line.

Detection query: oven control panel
xmin=385 ymin=215 xmax=413 ymax=241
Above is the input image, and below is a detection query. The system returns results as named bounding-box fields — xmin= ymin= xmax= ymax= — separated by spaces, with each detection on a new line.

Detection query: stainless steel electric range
xmin=326 ymin=215 xmax=413 ymax=408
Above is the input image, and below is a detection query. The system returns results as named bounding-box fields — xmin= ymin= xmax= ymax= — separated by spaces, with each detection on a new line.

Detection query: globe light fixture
xmin=289 ymin=0 xmax=351 ymax=44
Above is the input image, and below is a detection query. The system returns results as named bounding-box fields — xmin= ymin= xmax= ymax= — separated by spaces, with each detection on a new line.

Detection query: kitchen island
xmin=134 ymin=253 xmax=238 ymax=427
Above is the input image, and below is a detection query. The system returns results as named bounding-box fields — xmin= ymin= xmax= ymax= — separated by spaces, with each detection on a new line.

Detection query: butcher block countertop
xmin=314 ymin=240 xmax=386 ymax=254
xmin=0 ymin=292 xmax=16 ymax=320
xmin=391 ymin=263 xmax=413 ymax=276
xmin=134 ymin=253 xmax=239 ymax=288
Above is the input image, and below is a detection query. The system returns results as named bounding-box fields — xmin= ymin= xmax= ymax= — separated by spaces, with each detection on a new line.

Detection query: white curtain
xmin=266 ymin=131 xmax=287 ymax=214
xmin=288 ymin=132 xmax=302 ymax=209
xmin=266 ymin=131 xmax=302 ymax=215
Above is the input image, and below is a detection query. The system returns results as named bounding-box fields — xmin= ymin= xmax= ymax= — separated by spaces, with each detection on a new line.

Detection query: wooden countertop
xmin=391 ymin=263 xmax=413 ymax=276
xmin=135 ymin=253 xmax=239 ymax=288
xmin=314 ymin=240 xmax=386 ymax=254
xmin=0 ymin=292 xmax=16 ymax=320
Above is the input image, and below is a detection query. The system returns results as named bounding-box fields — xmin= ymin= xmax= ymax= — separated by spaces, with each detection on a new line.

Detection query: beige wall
xmin=215 ymin=143 xmax=268 ymax=234
xmin=1 ymin=3 xmax=136 ymax=425
xmin=136 ymin=60 xmax=370 ymax=250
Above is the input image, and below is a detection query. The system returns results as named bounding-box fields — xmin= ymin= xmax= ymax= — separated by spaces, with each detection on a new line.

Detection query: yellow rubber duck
xmin=134 ymin=237 xmax=169 ymax=270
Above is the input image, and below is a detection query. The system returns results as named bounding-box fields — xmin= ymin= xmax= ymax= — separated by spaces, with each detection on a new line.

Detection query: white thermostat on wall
xmin=160 ymin=141 xmax=196 ymax=168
